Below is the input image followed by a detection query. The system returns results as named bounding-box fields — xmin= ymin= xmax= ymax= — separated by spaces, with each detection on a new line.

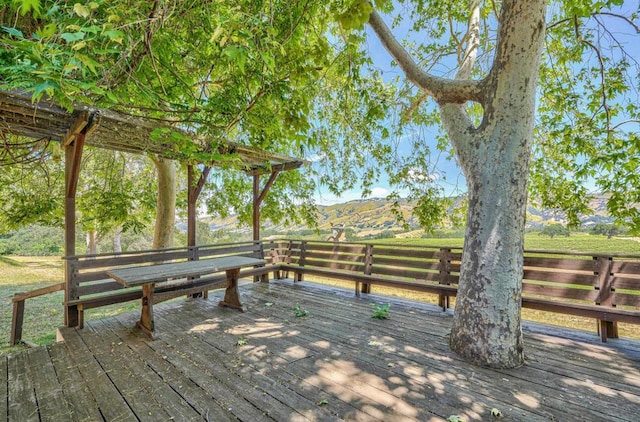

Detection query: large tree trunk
xmin=445 ymin=1 xmax=546 ymax=368
xmin=152 ymin=157 xmax=176 ymax=249
xmin=368 ymin=0 xmax=546 ymax=368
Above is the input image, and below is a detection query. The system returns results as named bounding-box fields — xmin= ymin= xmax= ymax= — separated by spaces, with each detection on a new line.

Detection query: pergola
xmin=0 ymin=90 xmax=305 ymax=255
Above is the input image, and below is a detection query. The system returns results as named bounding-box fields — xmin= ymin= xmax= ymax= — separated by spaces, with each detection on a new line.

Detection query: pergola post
xmin=252 ymin=170 xmax=280 ymax=241
xmin=63 ymin=132 xmax=86 ymax=326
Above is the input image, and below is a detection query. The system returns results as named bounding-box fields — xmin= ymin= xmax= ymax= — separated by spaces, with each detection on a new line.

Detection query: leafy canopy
xmin=1 ymin=0 xmax=639 ymax=233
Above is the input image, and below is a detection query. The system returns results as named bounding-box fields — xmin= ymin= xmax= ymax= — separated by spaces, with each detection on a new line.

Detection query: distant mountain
xmin=199 ymin=195 xmax=615 ymax=239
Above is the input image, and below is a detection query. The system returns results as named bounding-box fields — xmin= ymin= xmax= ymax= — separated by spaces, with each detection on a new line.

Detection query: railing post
xmin=64 ymin=258 xmax=79 ymax=327
xmin=269 ymin=241 xmax=281 ymax=280
xmin=360 ymin=244 xmax=373 ymax=295
xmin=10 ymin=295 xmax=25 ymax=346
xmin=296 ymin=241 xmax=307 ymax=282
xmin=438 ymin=248 xmax=452 ymax=311
xmin=258 ymin=240 xmax=269 ymax=283
xmin=189 ymin=245 xmax=207 ymax=298
xmin=594 ymin=255 xmax=617 ymax=341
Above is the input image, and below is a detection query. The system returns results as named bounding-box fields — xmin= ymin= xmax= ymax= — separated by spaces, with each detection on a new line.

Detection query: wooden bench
xmin=64 ymin=240 xmax=277 ymax=329
xmin=274 ymin=240 xmax=640 ymax=342
xmin=277 ymin=240 xmax=459 ymax=308
xmin=520 ymin=252 xmax=640 ymax=341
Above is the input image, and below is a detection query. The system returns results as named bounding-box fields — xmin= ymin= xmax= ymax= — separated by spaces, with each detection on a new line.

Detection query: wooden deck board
xmin=0 ymin=355 xmax=7 ymax=421
xmin=59 ymin=327 xmax=138 ymax=422
xmin=47 ymin=343 xmax=103 ymax=422
xmin=96 ymin=317 xmax=239 ymax=422
xmin=7 ymin=349 xmax=38 ymax=422
xmin=25 ymin=347 xmax=74 ymax=422
xmin=235 ymin=285 xmax=556 ymax=420
xmin=2 ymin=280 xmax=640 ymax=421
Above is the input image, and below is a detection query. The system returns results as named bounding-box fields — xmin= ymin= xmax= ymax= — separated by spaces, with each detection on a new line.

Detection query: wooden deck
xmin=2 ymin=280 xmax=640 ymax=421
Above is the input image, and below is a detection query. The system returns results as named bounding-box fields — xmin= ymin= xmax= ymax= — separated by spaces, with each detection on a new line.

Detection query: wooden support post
xmin=438 ymin=248 xmax=452 ymax=311
xmin=594 ymin=255 xmax=617 ymax=341
xmin=360 ymin=244 xmax=373 ymax=295
xmin=10 ymin=296 xmax=25 ymax=346
xmin=64 ymin=132 xmax=86 ymax=327
xmin=253 ymin=174 xmax=260 ymax=242
xmin=296 ymin=240 xmax=307 ymax=282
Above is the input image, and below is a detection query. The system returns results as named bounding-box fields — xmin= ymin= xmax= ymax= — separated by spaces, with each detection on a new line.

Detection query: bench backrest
xmin=522 ymin=251 xmax=640 ymax=308
xmin=274 ymin=239 xmax=640 ymax=309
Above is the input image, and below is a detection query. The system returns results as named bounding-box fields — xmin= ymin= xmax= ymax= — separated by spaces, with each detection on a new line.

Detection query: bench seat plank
xmin=107 ymin=256 xmax=266 ymax=287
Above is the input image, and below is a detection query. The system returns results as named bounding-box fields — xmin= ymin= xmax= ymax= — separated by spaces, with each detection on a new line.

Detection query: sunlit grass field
xmin=1 ymin=233 xmax=639 ymax=354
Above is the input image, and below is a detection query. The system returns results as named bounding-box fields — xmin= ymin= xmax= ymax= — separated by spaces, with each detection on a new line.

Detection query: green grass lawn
xmin=0 ymin=256 xmax=65 ymax=353
xmin=1 ymin=233 xmax=639 ymax=354
xmin=0 ymin=255 xmax=139 ymax=354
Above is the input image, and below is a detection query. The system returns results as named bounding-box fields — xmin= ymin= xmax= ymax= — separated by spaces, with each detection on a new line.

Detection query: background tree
xmin=540 ymin=224 xmax=571 ymax=238
xmin=1 ymin=0 xmax=387 ymax=237
xmin=591 ymin=223 xmax=627 ymax=238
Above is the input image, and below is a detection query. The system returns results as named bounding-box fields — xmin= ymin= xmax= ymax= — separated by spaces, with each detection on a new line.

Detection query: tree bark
xmin=152 ymin=157 xmax=176 ymax=249
xmin=113 ymin=224 xmax=123 ymax=253
xmin=369 ymin=0 xmax=546 ymax=368
xmin=86 ymin=230 xmax=98 ymax=255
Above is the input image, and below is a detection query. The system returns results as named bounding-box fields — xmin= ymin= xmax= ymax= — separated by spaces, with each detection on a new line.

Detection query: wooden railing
xmin=274 ymin=240 xmax=640 ymax=342
xmin=9 ymin=239 xmax=640 ymax=345
xmin=10 ymin=282 xmax=65 ymax=346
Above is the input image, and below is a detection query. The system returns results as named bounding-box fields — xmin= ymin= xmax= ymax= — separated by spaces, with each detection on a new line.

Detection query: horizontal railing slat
xmin=523 ymin=270 xmax=594 ymax=286
xmin=523 ymin=256 xmax=596 ymax=271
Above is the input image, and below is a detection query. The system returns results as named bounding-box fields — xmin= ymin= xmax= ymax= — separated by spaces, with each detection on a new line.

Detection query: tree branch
xmin=456 ymin=0 xmax=480 ymax=80
xmin=367 ymin=9 xmax=482 ymax=104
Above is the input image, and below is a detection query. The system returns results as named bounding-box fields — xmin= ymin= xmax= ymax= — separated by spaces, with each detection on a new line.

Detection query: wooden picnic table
xmin=107 ymin=256 xmax=266 ymax=338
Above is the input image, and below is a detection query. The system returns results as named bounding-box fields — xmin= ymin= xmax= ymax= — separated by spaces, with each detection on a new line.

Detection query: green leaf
xmin=13 ymin=0 xmax=41 ymax=17
xmin=73 ymin=3 xmax=91 ymax=18
xmin=102 ymin=29 xmax=125 ymax=44
xmin=316 ymin=399 xmax=328 ymax=406
xmin=32 ymin=80 xmax=59 ymax=101
xmin=61 ymin=32 xmax=86 ymax=43
xmin=2 ymin=26 xmax=24 ymax=38
xmin=264 ymin=302 xmax=274 ymax=307
xmin=35 ymin=23 xmax=57 ymax=39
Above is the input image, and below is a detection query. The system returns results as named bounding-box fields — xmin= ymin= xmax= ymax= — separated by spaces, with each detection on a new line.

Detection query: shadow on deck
xmin=3 ymin=280 xmax=640 ymax=421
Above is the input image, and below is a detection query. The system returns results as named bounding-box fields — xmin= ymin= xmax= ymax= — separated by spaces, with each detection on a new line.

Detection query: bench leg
xmin=220 ymin=268 xmax=244 ymax=311
xmin=136 ymin=283 xmax=156 ymax=339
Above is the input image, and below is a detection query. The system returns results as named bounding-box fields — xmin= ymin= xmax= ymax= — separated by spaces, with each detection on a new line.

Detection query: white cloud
xmin=371 ymin=187 xmax=389 ymax=197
